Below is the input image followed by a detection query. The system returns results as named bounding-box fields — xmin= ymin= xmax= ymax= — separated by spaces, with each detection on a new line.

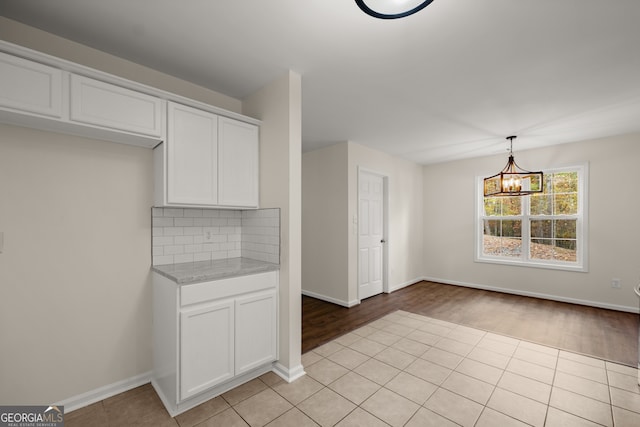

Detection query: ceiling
xmin=1 ymin=0 xmax=639 ymax=164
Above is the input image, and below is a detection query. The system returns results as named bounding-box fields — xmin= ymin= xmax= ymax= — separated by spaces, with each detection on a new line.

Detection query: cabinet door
xmin=218 ymin=117 xmax=259 ymax=208
xmin=0 ymin=51 xmax=63 ymax=118
xmin=235 ymin=289 xmax=277 ymax=375
xmin=180 ymin=300 xmax=234 ymax=400
xmin=70 ymin=74 xmax=163 ymax=137
xmin=167 ymin=102 xmax=218 ymax=205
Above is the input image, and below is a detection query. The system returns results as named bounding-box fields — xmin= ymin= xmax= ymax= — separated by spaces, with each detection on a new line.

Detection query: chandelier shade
xmin=483 ymin=136 xmax=544 ymax=197
xmin=355 ymin=0 xmax=435 ymax=19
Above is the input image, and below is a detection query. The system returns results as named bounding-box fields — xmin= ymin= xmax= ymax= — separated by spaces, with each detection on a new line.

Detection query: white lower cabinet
xmin=235 ymin=290 xmax=278 ymax=375
xmin=180 ymin=299 xmax=235 ymax=400
xmin=152 ymin=270 xmax=278 ymax=416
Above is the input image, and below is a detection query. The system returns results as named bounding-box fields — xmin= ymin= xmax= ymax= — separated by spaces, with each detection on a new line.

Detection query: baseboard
xmin=154 ymin=364 xmax=275 ymax=417
xmin=272 ymin=362 xmax=306 ymax=383
xmin=423 ymin=276 xmax=640 ymax=314
xmin=303 ymin=279 xmax=425 ymax=305
xmin=56 ymin=371 xmax=152 ymax=413
xmin=387 ymin=277 xmax=425 ymax=294
xmin=301 ymin=289 xmax=358 ymax=307
xmin=152 ymin=379 xmax=176 ymax=417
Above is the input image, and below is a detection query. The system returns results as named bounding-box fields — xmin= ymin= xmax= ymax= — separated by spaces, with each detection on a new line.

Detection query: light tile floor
xmin=67 ymin=310 xmax=640 ymax=426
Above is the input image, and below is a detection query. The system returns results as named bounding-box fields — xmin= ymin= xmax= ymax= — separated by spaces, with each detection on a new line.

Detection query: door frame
xmin=357 ymin=167 xmax=389 ymax=303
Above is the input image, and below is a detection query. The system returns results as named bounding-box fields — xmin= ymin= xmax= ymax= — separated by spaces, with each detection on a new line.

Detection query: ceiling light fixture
xmin=483 ymin=136 xmax=544 ymax=197
xmin=355 ymin=0 xmax=435 ymax=19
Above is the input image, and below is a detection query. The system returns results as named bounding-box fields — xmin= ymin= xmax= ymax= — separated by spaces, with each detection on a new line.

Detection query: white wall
xmin=302 ymin=143 xmax=349 ymax=303
xmin=302 ymin=141 xmax=424 ymax=306
xmin=0 ymin=18 xmax=255 ymax=405
xmin=0 ymin=124 xmax=153 ymax=404
xmin=243 ymin=71 xmax=303 ymax=380
xmin=423 ymin=133 xmax=640 ymax=311
xmin=303 ymin=135 xmax=640 ymax=313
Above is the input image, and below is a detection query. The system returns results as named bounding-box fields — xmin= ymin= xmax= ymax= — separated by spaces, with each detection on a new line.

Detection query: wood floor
xmin=302 ymin=280 xmax=639 ymax=367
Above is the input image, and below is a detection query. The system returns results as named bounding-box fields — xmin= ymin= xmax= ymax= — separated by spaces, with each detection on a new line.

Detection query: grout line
xmin=189 ymin=310 xmax=638 ymax=427
xmin=299 ymin=310 xmax=638 ymax=426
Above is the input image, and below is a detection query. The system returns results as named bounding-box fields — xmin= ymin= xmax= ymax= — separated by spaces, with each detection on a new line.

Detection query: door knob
xmin=380 ymin=239 xmax=386 ymax=243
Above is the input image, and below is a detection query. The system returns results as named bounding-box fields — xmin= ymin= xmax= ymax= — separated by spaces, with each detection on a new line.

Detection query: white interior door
xmin=358 ymin=171 xmax=385 ymax=300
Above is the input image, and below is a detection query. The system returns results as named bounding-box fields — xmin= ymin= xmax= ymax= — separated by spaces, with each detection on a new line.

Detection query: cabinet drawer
xmin=180 ymin=271 xmax=277 ymax=307
xmin=0 ymin=51 xmax=63 ymax=118
xmin=70 ymin=74 xmax=163 ymax=137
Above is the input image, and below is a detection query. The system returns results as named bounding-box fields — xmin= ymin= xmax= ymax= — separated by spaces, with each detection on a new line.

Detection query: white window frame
xmin=475 ymin=163 xmax=588 ymax=272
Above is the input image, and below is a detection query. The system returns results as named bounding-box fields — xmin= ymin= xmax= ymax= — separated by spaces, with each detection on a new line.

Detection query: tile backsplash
xmin=152 ymin=207 xmax=280 ymax=266
xmin=241 ymin=209 xmax=281 ymax=265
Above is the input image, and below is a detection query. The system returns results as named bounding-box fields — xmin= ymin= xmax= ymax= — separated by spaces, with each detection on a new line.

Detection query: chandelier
xmin=483 ymin=136 xmax=543 ymax=197
xmin=355 ymin=0 xmax=435 ymax=19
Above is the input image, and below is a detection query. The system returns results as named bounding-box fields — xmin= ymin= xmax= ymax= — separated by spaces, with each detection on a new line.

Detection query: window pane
xmin=531 ymin=238 xmax=577 ymax=262
xmin=502 ymin=220 xmax=522 ymax=238
xmin=483 ymin=219 xmax=522 ymax=257
xmin=483 ymin=235 xmax=522 ymax=257
xmin=554 ymin=240 xmax=577 ymax=262
xmin=531 ymin=238 xmax=553 ymax=260
xmin=555 ymin=220 xmax=577 ymax=239
xmin=502 ymin=197 xmax=522 ymax=216
xmin=542 ymin=174 xmax=553 ymax=193
xmin=528 ymin=174 xmax=543 ymax=192
xmin=531 ymin=220 xmax=552 ymax=238
xmin=484 ymin=198 xmax=500 ymax=216
xmin=553 ymin=172 xmax=578 ymax=193
xmin=484 ymin=197 xmax=521 ymax=216
xmin=554 ymin=194 xmax=578 ymax=215
xmin=530 ymin=193 xmax=552 ymax=215
xmin=555 ymin=239 xmax=576 ymax=251
xmin=483 ymin=219 xmax=500 ymax=236
xmin=483 ymin=219 xmax=522 ymax=237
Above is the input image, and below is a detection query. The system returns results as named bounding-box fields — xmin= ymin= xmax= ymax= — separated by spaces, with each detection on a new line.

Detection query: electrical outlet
xmin=611 ymin=278 xmax=621 ymax=289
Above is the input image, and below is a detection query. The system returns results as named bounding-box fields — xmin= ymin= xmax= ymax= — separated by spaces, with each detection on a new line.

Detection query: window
xmin=476 ymin=164 xmax=587 ymax=271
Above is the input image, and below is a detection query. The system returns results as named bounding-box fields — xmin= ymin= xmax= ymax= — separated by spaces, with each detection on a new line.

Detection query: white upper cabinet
xmin=0 ymin=51 xmax=63 ymax=118
xmin=218 ymin=117 xmax=259 ymax=208
xmin=0 ymin=43 xmax=261 ymax=206
xmin=0 ymin=49 xmax=165 ymax=148
xmin=70 ymin=74 xmax=164 ymax=138
xmin=166 ymin=102 xmax=219 ymax=206
xmin=157 ymin=102 xmax=259 ymax=209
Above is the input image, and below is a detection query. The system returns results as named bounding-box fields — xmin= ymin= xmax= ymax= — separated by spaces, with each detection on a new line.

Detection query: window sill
xmin=475 ymin=256 xmax=588 ymax=273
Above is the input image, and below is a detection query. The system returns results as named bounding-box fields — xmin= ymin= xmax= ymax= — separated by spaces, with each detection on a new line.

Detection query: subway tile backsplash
xmin=152 ymin=207 xmax=280 ymax=266
xmin=241 ymin=209 xmax=281 ymax=265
